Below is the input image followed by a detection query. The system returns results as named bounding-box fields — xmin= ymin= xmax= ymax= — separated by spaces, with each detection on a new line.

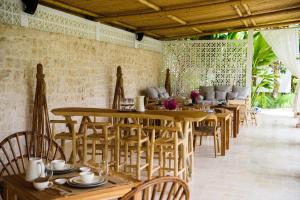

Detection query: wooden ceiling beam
xmin=233 ymin=5 xmax=243 ymax=17
xmin=40 ymin=0 xmax=101 ymax=17
xmin=138 ymin=6 xmax=300 ymax=32
xmin=167 ymin=15 xmax=187 ymax=25
xmin=161 ymin=19 xmax=300 ymax=40
xmin=97 ymin=0 xmax=241 ymax=22
xmin=111 ymin=21 xmax=137 ymax=30
xmin=192 ymin=27 xmax=203 ymax=33
xmin=137 ymin=0 xmax=161 ymax=11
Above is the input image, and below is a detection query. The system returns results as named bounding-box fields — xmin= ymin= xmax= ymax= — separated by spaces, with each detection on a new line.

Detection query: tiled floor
xmin=190 ymin=109 xmax=300 ymax=200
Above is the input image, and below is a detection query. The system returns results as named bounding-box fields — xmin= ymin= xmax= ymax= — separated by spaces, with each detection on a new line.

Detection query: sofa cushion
xmin=147 ymin=87 xmax=159 ymax=99
xmin=233 ymin=86 xmax=249 ymax=99
xmin=199 ymin=86 xmax=214 ymax=94
xmin=215 ymin=85 xmax=232 ymax=92
xmin=156 ymin=87 xmax=170 ymax=98
xmin=199 ymin=86 xmax=214 ymax=100
xmin=205 ymin=91 xmax=215 ymax=101
xmin=227 ymin=92 xmax=238 ymax=100
xmin=215 ymin=91 xmax=227 ymax=101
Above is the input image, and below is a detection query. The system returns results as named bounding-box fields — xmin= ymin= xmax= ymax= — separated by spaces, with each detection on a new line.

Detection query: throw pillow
xmin=215 ymin=85 xmax=232 ymax=92
xmin=205 ymin=91 xmax=215 ymax=101
xmin=215 ymin=91 xmax=227 ymax=101
xmin=199 ymin=86 xmax=214 ymax=95
xmin=147 ymin=87 xmax=159 ymax=99
xmin=233 ymin=86 xmax=249 ymax=99
xmin=227 ymin=92 xmax=238 ymax=100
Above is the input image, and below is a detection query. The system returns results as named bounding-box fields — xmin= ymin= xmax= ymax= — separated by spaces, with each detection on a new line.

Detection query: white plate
xmin=70 ymin=176 xmax=105 ymax=185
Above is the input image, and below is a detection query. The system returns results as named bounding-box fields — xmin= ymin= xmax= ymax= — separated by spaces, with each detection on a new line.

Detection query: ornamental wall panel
xmin=0 ymin=0 xmax=162 ymax=53
xmin=162 ymin=40 xmax=247 ymax=96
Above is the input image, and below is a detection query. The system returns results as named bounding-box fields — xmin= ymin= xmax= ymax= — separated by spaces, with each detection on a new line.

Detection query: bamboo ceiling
xmin=40 ymin=0 xmax=300 ymax=40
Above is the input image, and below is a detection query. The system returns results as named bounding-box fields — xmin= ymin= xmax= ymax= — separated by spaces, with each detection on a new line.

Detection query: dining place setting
xmin=24 ymin=157 xmax=117 ymax=196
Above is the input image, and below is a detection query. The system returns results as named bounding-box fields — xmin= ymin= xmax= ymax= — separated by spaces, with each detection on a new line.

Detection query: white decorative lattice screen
xmin=162 ymin=40 xmax=248 ymax=96
xmin=0 ymin=0 xmax=162 ymax=53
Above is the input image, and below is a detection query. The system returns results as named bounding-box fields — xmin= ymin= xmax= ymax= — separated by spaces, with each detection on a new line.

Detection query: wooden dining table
xmin=212 ymin=104 xmax=240 ymax=137
xmin=51 ymin=107 xmax=208 ymax=180
xmin=2 ymin=170 xmax=139 ymax=200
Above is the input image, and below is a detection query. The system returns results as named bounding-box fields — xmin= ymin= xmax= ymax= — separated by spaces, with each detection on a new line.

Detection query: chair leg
xmin=137 ymin=143 xmax=141 ymax=180
xmin=193 ymin=135 xmax=197 ymax=150
xmin=124 ymin=143 xmax=128 ymax=173
xmin=174 ymin=145 xmax=178 ymax=178
xmin=92 ymin=140 xmax=96 ymax=162
xmin=199 ymin=136 xmax=202 ymax=146
xmin=72 ymin=137 xmax=77 ymax=164
xmin=213 ymin=135 xmax=217 ymax=158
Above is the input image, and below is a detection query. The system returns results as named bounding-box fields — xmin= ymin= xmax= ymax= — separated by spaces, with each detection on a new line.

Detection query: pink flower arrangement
xmin=190 ymin=91 xmax=200 ymax=99
xmin=163 ymin=99 xmax=177 ymax=110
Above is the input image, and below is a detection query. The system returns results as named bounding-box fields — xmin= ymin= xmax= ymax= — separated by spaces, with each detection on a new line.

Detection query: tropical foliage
xmin=192 ymin=31 xmax=296 ymax=109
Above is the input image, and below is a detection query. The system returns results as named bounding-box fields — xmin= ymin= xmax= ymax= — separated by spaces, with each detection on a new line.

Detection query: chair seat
xmin=87 ymin=133 xmax=115 ymax=140
xmin=122 ymin=135 xmax=148 ymax=143
xmin=154 ymin=137 xmax=183 ymax=146
xmin=194 ymin=126 xmax=220 ymax=136
xmin=54 ymin=132 xmax=84 ymax=139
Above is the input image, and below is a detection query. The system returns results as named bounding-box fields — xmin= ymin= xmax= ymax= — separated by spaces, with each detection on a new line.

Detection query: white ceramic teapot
xmin=25 ymin=157 xmax=45 ymax=182
xmin=135 ymin=96 xmax=145 ymax=112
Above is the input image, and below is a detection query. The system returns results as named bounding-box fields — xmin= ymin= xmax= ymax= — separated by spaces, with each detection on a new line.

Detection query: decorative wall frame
xmin=162 ymin=40 xmax=248 ymax=96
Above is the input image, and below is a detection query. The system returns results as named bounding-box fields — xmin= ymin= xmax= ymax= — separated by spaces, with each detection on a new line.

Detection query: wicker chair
xmin=0 ymin=131 xmax=65 ymax=176
xmin=120 ymin=176 xmax=190 ymax=200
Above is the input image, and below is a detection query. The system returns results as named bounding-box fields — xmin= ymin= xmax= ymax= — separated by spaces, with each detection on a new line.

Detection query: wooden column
xmin=112 ymin=66 xmax=125 ymax=109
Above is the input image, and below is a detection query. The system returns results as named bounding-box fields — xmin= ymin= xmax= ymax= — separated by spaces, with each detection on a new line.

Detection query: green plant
xmin=251 ymin=32 xmax=278 ymax=106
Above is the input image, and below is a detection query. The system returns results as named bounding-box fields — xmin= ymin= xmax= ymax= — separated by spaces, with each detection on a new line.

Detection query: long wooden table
xmin=2 ymin=171 xmax=139 ymax=200
xmin=51 ymin=107 xmax=208 ymax=180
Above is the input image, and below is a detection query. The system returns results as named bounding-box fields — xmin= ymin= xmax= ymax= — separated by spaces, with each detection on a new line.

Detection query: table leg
xmin=226 ymin=118 xmax=230 ymax=150
xmin=232 ymin=111 xmax=237 ymax=138
xmin=236 ymin=109 xmax=240 ymax=134
xmin=221 ymin=119 xmax=226 ymax=156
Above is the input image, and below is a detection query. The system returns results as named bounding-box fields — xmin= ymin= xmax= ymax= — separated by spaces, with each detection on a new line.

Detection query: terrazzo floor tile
xmin=190 ymin=109 xmax=300 ymax=200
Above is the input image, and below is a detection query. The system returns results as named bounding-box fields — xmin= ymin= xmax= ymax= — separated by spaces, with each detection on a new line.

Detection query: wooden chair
xmin=115 ymin=123 xmax=150 ymax=180
xmin=0 ymin=131 xmax=65 ymax=176
xmin=120 ymin=176 xmax=190 ymax=200
xmin=51 ymin=119 xmax=85 ymax=164
xmin=193 ymin=115 xmax=221 ymax=157
xmin=84 ymin=122 xmax=115 ymax=166
xmin=144 ymin=124 xmax=186 ymax=181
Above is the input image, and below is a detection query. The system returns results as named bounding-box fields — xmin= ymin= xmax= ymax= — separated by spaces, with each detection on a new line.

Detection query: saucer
xmin=67 ymin=176 xmax=107 ymax=188
xmin=46 ymin=163 xmax=75 ymax=174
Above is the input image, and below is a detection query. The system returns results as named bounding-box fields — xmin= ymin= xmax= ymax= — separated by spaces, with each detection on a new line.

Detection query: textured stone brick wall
xmin=0 ymin=24 xmax=162 ymax=140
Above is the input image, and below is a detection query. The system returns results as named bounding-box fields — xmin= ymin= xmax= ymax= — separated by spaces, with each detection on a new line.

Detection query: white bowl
xmin=54 ymin=178 xmax=67 ymax=185
xmin=79 ymin=167 xmax=91 ymax=172
xmin=51 ymin=160 xmax=66 ymax=170
xmin=79 ymin=172 xmax=94 ymax=183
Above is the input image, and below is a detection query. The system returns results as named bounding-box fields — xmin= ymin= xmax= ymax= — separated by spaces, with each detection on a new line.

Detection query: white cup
xmin=79 ymin=172 xmax=94 ymax=183
xmin=33 ymin=178 xmax=53 ymax=191
xmin=51 ymin=160 xmax=65 ymax=170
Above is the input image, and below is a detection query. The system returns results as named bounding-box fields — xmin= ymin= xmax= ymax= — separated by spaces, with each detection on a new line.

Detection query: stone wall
xmin=0 ymin=24 xmax=162 ymax=140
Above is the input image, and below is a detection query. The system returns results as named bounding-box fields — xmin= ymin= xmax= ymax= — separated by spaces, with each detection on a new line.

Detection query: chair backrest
xmin=0 ymin=131 xmax=65 ymax=176
xmin=121 ymin=176 xmax=190 ymax=200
